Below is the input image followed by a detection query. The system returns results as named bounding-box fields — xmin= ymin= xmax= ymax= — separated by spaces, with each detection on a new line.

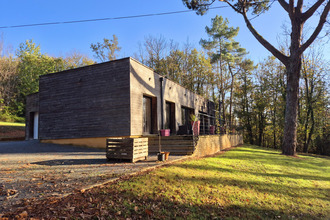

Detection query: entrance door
xmin=143 ymin=96 xmax=152 ymax=134
xmin=165 ymin=102 xmax=171 ymax=129
xmin=165 ymin=102 xmax=175 ymax=133
xmin=33 ymin=112 xmax=39 ymax=139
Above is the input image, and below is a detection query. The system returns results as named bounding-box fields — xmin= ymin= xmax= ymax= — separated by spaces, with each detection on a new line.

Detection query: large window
xmin=181 ymin=106 xmax=193 ymax=126
xmin=143 ymin=96 xmax=152 ymax=134
xmin=165 ymin=102 xmax=175 ymax=133
xmin=143 ymin=95 xmax=157 ymax=134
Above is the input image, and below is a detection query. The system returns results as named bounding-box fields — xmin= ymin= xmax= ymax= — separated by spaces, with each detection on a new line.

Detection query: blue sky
xmin=0 ymin=0 xmax=329 ymax=63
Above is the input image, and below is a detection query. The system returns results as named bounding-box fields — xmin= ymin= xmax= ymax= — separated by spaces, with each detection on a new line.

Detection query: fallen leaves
xmin=145 ymin=209 xmax=153 ymax=216
xmin=0 ymin=188 xmax=19 ymax=200
xmin=14 ymin=211 xmax=28 ymax=220
xmin=7 ymin=189 xmax=18 ymax=196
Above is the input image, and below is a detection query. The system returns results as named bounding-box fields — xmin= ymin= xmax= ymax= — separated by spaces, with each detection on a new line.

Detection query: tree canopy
xmin=183 ymin=0 xmax=330 ymax=156
xmin=90 ymin=35 xmax=121 ymax=62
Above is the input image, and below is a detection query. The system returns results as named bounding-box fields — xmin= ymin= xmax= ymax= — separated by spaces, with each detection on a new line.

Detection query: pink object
xmin=210 ymin=125 xmax=215 ymax=134
xmin=160 ymin=129 xmax=170 ymax=136
xmin=191 ymin=121 xmax=200 ymax=136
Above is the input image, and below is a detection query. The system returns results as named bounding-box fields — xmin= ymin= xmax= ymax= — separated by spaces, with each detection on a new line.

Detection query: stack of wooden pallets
xmin=106 ymin=137 xmax=148 ymax=163
xmin=147 ymin=135 xmax=195 ymax=155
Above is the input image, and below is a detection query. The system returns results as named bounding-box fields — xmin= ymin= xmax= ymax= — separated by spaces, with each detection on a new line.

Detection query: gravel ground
xmin=0 ymin=140 xmax=185 ymax=212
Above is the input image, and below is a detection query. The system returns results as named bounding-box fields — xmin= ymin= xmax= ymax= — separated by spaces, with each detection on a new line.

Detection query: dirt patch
xmin=0 ymin=125 xmax=25 ymax=139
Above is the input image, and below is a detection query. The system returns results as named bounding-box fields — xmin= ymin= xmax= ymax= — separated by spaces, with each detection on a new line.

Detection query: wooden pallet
xmin=147 ymin=136 xmax=195 ymax=155
xmin=106 ymin=137 xmax=148 ymax=163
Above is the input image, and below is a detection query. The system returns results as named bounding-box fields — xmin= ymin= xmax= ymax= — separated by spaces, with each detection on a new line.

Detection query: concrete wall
xmin=129 ymin=58 xmax=213 ymax=135
xmin=25 ymin=93 xmax=39 ymax=140
xmin=38 ymin=58 xmax=131 ymax=139
xmin=193 ymin=134 xmax=243 ymax=157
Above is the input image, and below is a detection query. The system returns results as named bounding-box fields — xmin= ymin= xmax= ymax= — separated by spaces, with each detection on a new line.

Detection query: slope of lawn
xmin=0 ymin=121 xmax=25 ymax=126
xmin=4 ymin=145 xmax=330 ymax=219
xmin=0 ymin=121 xmax=25 ymax=139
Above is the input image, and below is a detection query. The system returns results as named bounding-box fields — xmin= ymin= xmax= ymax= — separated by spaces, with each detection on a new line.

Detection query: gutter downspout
xmin=159 ymin=77 xmax=164 ymax=130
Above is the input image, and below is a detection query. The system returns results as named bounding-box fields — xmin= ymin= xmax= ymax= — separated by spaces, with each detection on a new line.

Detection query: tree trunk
xmin=228 ymin=66 xmax=234 ymax=130
xmin=303 ymin=108 xmax=314 ymax=153
xmin=306 ymin=108 xmax=315 ymax=151
xmin=243 ymin=73 xmax=253 ymax=144
xmin=258 ymin=113 xmax=264 ymax=146
xmin=246 ymin=102 xmax=253 ymax=145
xmin=247 ymin=122 xmax=253 ymax=144
xmin=273 ymin=108 xmax=277 ymax=149
xmin=281 ymin=4 xmax=304 ymax=156
xmin=303 ymin=77 xmax=315 ymax=153
xmin=282 ymin=61 xmax=301 ymax=156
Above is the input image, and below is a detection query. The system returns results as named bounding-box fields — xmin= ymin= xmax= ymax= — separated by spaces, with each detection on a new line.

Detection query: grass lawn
xmin=4 ymin=145 xmax=330 ymax=219
xmin=0 ymin=121 xmax=25 ymax=126
xmin=0 ymin=121 xmax=25 ymax=139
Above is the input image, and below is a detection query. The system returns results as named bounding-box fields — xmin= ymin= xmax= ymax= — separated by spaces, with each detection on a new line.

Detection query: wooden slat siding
xmin=148 ymin=146 xmax=194 ymax=151
xmin=147 ymin=136 xmax=194 ymax=155
xmin=39 ymin=58 xmax=131 ymax=139
xmin=149 ymin=135 xmax=194 ymax=140
xmin=148 ymin=140 xmax=194 ymax=145
xmin=148 ymin=145 xmax=195 ymax=150
xmin=106 ymin=138 xmax=148 ymax=162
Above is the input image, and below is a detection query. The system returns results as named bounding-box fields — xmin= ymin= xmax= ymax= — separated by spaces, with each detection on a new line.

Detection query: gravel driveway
xmin=0 ymin=140 xmax=184 ymax=212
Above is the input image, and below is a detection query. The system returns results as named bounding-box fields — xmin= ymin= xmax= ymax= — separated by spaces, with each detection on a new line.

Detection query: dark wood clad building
xmin=26 ymin=57 xmax=215 ymax=148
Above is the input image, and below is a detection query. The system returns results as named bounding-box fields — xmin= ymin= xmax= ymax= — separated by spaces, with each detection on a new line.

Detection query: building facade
xmin=26 ymin=57 xmax=215 ymax=148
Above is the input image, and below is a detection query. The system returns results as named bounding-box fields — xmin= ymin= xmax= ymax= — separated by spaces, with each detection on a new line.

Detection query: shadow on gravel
xmin=32 ymin=158 xmax=110 ymax=166
xmin=0 ymin=140 xmax=105 ymax=154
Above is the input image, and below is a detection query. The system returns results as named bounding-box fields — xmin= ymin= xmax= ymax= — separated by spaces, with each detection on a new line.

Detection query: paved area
xmin=0 ymin=140 xmax=185 ymax=212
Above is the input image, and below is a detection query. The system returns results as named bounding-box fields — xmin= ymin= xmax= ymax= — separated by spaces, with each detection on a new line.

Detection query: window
xmin=143 ymin=95 xmax=157 ymax=134
xmin=165 ymin=102 xmax=175 ymax=132
xmin=181 ymin=106 xmax=193 ymax=126
xmin=143 ymin=96 xmax=152 ymax=134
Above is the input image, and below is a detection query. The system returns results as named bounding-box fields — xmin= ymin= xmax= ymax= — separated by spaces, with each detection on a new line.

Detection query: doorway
xmin=165 ymin=101 xmax=175 ymax=133
xmin=143 ymin=96 xmax=152 ymax=134
xmin=29 ymin=112 xmax=39 ymax=139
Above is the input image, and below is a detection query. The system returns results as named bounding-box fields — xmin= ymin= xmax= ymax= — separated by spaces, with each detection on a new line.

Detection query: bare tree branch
xmin=300 ymin=0 xmax=330 ymax=52
xmin=297 ymin=0 xmax=304 ymax=13
xmin=302 ymin=0 xmax=327 ymax=22
xmin=241 ymin=5 xmax=289 ymax=65
xmin=223 ymin=0 xmax=243 ymax=14
xmin=289 ymin=0 xmax=294 ymax=20
xmin=277 ymin=0 xmax=289 ymax=12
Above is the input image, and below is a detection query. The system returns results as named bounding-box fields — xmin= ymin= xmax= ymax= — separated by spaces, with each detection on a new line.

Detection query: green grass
xmin=0 ymin=121 xmax=25 ymax=126
xmin=6 ymin=145 xmax=329 ymax=219
xmin=106 ymin=145 xmax=330 ymax=219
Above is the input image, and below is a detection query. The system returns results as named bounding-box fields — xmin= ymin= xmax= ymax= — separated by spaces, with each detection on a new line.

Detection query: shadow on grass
xmin=221 ymin=146 xmax=329 ymax=171
xmin=168 ymin=168 xmax=329 ymax=202
xmin=174 ymin=163 xmax=330 ymax=182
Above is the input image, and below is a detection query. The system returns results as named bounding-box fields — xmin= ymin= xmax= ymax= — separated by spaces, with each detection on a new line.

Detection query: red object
xmin=191 ymin=121 xmax=200 ymax=136
xmin=160 ymin=129 xmax=170 ymax=136
xmin=210 ymin=125 xmax=215 ymax=134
